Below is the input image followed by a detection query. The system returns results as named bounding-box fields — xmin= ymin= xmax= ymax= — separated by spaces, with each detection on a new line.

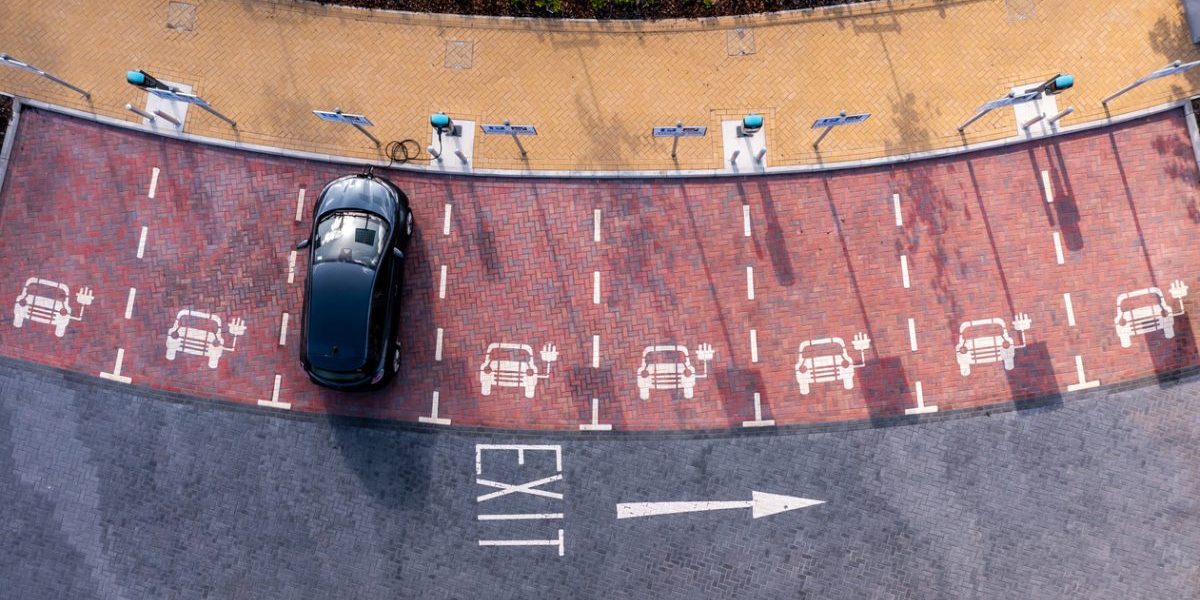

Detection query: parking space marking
xmin=749 ymin=329 xmax=758 ymax=363
xmin=443 ymin=203 xmax=452 ymax=235
xmin=278 ymin=313 xmax=289 ymax=346
xmin=593 ymin=209 xmax=602 ymax=242
xmin=593 ymin=271 xmax=601 ymax=305
xmin=257 ymin=374 xmax=291 ymax=410
xmin=478 ymin=513 xmax=565 ymax=521
xmin=893 ymin=193 xmax=903 ymax=227
xmin=1066 ymin=355 xmax=1101 ymax=391
xmin=580 ymin=397 xmax=613 ymax=431
xmin=900 ymin=255 xmax=910 ymax=289
xmin=136 ymin=226 xmax=147 ymax=259
xmin=746 ymin=266 xmax=755 ymax=300
xmin=419 ymin=390 xmax=452 ymax=425
xmin=742 ymin=392 xmax=776 ymax=427
xmin=294 ymin=187 xmax=306 ymax=222
xmin=439 ymin=265 xmax=447 ymax=299
xmin=287 ymin=250 xmax=297 ymax=284
xmin=148 ymin=167 xmax=159 ymax=199
xmin=908 ymin=318 xmax=918 ymax=351
xmin=1053 ymin=231 xmax=1065 ymax=265
xmin=743 ymin=204 xmax=751 ymax=237
xmin=123 ymin=287 xmax=136 ymax=320
xmin=98 ymin=348 xmax=132 ymax=384
xmin=435 ymin=327 xmax=444 ymax=361
xmin=1041 ymin=170 xmax=1054 ymax=203
xmin=1063 ymin=292 xmax=1076 ymax=326
xmin=592 ymin=335 xmax=600 ymax=368
xmin=904 ymin=381 xmax=938 ymax=414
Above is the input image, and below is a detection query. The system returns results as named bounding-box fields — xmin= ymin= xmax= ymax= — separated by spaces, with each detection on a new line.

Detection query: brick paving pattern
xmin=2 ymin=106 xmax=1200 ymax=430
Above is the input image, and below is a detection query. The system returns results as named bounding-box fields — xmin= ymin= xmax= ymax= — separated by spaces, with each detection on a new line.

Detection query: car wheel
xmin=842 ymin=375 xmax=854 ymax=390
xmin=208 ymin=355 xmax=220 ymax=369
xmin=1003 ymin=357 xmax=1015 ymax=371
xmin=481 ymin=382 xmax=492 ymax=396
xmin=683 ymin=386 xmax=694 ymax=399
xmin=1119 ymin=333 xmax=1132 ymax=349
xmin=1164 ymin=323 xmax=1176 ymax=340
xmin=798 ymin=383 xmax=810 ymax=396
xmin=959 ymin=365 xmax=971 ymax=377
xmin=166 ymin=348 xmax=177 ymax=361
xmin=524 ymin=384 xmax=536 ymax=399
xmin=639 ymin=388 xmax=650 ymax=401
xmin=391 ymin=342 xmax=401 ymax=373
xmin=12 ymin=313 xmax=24 ymax=328
xmin=406 ymin=210 xmax=414 ymax=237
xmin=54 ymin=322 xmax=67 ymax=338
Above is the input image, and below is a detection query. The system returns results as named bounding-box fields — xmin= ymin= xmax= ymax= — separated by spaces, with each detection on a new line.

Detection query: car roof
xmin=959 ymin=318 xmax=1006 ymax=332
xmin=306 ymin=261 xmax=377 ymax=372
xmin=644 ymin=345 xmax=688 ymax=355
xmin=798 ymin=337 xmax=846 ymax=351
xmin=315 ymin=174 xmax=403 ymax=225
xmin=1117 ymin=287 xmax=1164 ymax=304
xmin=487 ymin=342 xmax=533 ymax=353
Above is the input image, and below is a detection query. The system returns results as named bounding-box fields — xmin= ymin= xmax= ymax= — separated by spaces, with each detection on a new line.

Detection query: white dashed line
xmin=418 ymin=390 xmax=452 ymax=425
xmin=904 ymin=381 xmax=938 ymax=415
xmin=278 ymin=313 xmax=289 ymax=346
xmin=1041 ymin=170 xmax=1054 ymax=203
xmin=443 ymin=203 xmax=452 ymax=235
xmin=99 ymin=348 xmax=132 ymax=384
xmin=136 ymin=226 xmax=148 ymax=259
xmin=1063 ymin=292 xmax=1076 ymax=327
xmin=593 ymin=209 xmax=601 ymax=242
xmin=1066 ymin=355 xmax=1101 ymax=391
xmin=741 ymin=392 xmax=776 ymax=427
xmin=746 ymin=267 xmax=755 ymax=300
xmin=592 ymin=335 xmax=600 ymax=368
xmin=478 ymin=530 xmax=564 ymax=556
xmin=749 ymin=329 xmax=758 ymax=363
xmin=294 ymin=187 xmax=306 ymax=222
xmin=287 ymin=250 xmax=297 ymax=284
xmin=579 ymin=397 xmax=613 ymax=431
xmin=593 ymin=271 xmax=601 ymax=305
xmin=743 ymin=204 xmax=752 ymax=237
xmin=478 ymin=513 xmax=565 ymax=521
xmin=900 ymin=255 xmax=910 ymax=289
xmin=1053 ymin=231 xmax=1065 ymax=265
xmin=257 ymin=374 xmax=291 ymax=410
xmin=124 ymin=288 xmax=136 ymax=320
xmin=908 ymin=318 xmax=918 ymax=351
xmin=148 ymin=167 xmax=160 ymax=199
xmin=439 ymin=265 xmax=447 ymax=299
xmin=892 ymin=193 xmax=903 ymax=227
xmin=435 ymin=327 xmax=444 ymax=361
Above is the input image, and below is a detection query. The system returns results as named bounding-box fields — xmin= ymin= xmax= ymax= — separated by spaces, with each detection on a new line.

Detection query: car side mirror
xmin=393 ymin=247 xmax=403 ymax=258
xmin=296 ymin=239 xmax=310 ymax=250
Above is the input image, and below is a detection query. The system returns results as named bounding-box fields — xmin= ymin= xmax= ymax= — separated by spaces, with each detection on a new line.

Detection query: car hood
xmin=307 ymin=262 xmax=375 ymax=372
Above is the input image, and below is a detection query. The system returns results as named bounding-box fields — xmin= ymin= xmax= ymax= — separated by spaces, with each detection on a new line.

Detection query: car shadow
xmin=714 ymin=366 xmax=766 ymax=424
xmin=858 ymin=356 xmax=912 ymax=425
xmin=1004 ymin=341 xmax=1062 ymax=412
xmin=1146 ymin=312 xmax=1200 ymax=388
xmin=325 ymin=414 xmax=435 ymax=511
xmin=566 ymin=364 xmax=621 ymax=429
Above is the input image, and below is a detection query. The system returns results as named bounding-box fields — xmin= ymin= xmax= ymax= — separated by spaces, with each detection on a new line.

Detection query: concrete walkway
xmin=1 ymin=0 xmax=1199 ymax=172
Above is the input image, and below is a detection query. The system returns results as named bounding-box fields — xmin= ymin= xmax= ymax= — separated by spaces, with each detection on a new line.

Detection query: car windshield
xmin=1119 ymin=294 xmax=1162 ymax=311
xmin=965 ymin=324 xmax=1005 ymax=338
xmin=310 ymin=366 xmax=366 ymax=382
xmin=488 ymin=347 xmax=531 ymax=362
xmin=27 ymin=282 xmax=64 ymax=298
xmin=804 ymin=342 xmax=845 ymax=357
xmin=645 ymin=350 xmax=685 ymax=364
xmin=178 ymin=314 xmax=215 ymax=330
xmin=313 ymin=211 xmax=389 ymax=270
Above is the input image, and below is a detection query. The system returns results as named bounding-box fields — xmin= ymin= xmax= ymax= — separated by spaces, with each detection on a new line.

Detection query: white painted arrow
xmin=616 ymin=491 xmax=824 ymax=520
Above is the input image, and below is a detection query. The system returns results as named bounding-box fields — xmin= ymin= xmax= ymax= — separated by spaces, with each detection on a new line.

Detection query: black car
xmin=296 ymin=171 xmax=413 ymax=390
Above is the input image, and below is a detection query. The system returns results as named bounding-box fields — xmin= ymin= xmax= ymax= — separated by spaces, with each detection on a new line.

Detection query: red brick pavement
xmin=2 ymin=107 xmax=1199 ymax=430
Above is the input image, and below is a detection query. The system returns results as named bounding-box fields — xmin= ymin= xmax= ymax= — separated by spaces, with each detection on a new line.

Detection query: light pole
xmin=0 ymin=53 xmax=90 ymax=99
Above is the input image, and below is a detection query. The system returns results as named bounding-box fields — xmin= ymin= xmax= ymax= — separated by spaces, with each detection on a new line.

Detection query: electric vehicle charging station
xmin=722 ymin=113 xmax=767 ymax=172
xmin=429 ymin=112 xmax=475 ymax=172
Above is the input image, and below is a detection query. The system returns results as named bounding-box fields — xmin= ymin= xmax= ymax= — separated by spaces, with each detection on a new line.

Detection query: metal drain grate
xmin=1005 ymin=0 xmax=1036 ymax=22
xmin=726 ymin=28 xmax=756 ymax=56
xmin=444 ymin=40 xmax=474 ymax=69
xmin=166 ymin=1 xmax=197 ymax=32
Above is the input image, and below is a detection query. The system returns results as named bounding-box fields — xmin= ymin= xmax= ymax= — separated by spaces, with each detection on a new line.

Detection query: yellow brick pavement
xmin=1 ymin=0 xmax=1198 ymax=171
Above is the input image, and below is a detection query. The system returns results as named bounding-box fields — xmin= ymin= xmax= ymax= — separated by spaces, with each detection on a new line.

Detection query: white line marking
xmin=904 ymin=381 xmax=938 ymax=415
xmin=419 ymin=390 xmax=452 ymax=425
xmin=278 ymin=313 xmax=289 ymax=346
xmin=443 ymin=203 xmax=452 ymax=235
xmin=294 ymin=187 xmax=306 ymax=222
xmin=136 ymin=226 xmax=148 ymax=259
xmin=477 ymin=474 xmax=564 ymax=502
xmin=749 ymin=329 xmax=758 ymax=363
xmin=123 ymin=288 xmax=136 ymax=320
xmin=743 ymin=204 xmax=752 ymax=237
xmin=1041 ymin=169 xmax=1054 ymax=203
xmin=478 ymin=529 xmax=564 ymax=556
xmin=580 ymin=397 xmax=613 ymax=431
xmin=1066 ymin=355 xmax=1101 ymax=391
xmin=593 ymin=209 xmax=601 ymax=242
xmin=1063 ymin=292 xmax=1076 ymax=327
xmin=439 ymin=265 xmax=447 ymax=299
xmin=435 ymin=328 xmax=444 ymax=361
xmin=893 ymin=193 xmax=903 ymax=227
xmin=900 ymin=255 xmax=910 ymax=289
xmin=907 ymin=318 xmax=918 ymax=351
xmin=617 ymin=491 xmax=823 ymax=520
xmin=148 ymin=167 xmax=160 ymax=199
xmin=1053 ymin=231 xmax=1065 ymax=265
xmin=592 ymin=335 xmax=600 ymax=368
xmin=99 ymin=348 xmax=132 ymax=384
xmin=593 ymin=271 xmax=601 ymax=305
xmin=478 ymin=513 xmax=565 ymax=521
xmin=746 ymin=267 xmax=755 ymax=300
xmin=742 ymin=392 xmax=776 ymax=427
xmin=257 ymin=374 xmax=291 ymax=409
xmin=287 ymin=250 xmax=297 ymax=284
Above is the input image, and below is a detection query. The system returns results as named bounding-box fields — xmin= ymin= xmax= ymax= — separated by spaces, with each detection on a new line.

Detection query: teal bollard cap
xmin=126 ymin=70 xmax=146 ymax=86
xmin=430 ymin=112 xmax=451 ymax=128
xmin=742 ymin=113 xmax=764 ymax=129
xmin=1053 ymin=74 xmax=1074 ymax=91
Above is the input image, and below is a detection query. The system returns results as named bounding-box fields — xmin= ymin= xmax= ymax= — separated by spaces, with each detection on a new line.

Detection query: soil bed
xmin=318 ymin=0 xmax=869 ymax=20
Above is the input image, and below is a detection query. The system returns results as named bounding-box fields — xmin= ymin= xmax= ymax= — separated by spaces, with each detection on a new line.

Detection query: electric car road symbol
xmin=479 ymin=343 xmax=558 ymax=398
xmin=165 ymin=309 xmax=247 ymax=369
xmin=636 ymin=343 xmax=715 ymax=400
xmin=1114 ymin=281 xmax=1188 ymax=348
xmin=795 ymin=333 xmax=870 ymax=395
xmin=12 ymin=277 xmax=93 ymax=337
xmin=956 ymin=313 xmax=1031 ymax=377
